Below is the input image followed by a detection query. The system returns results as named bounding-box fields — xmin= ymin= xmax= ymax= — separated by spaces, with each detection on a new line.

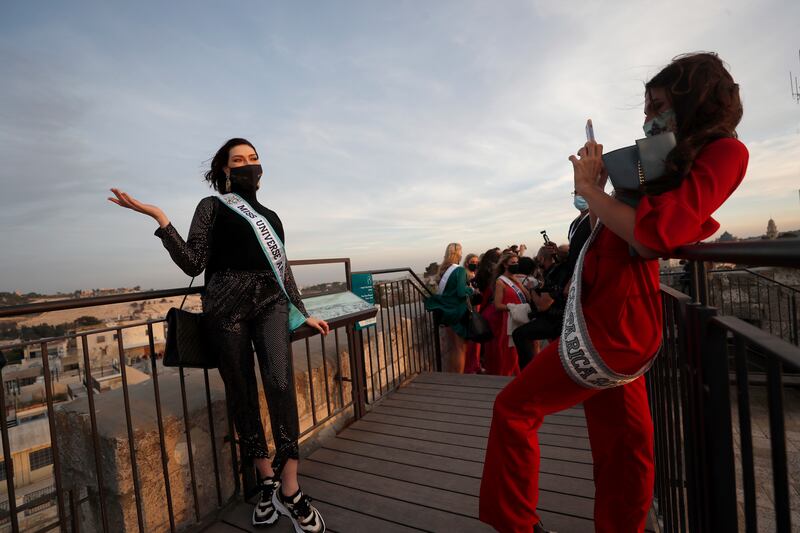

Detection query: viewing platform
xmin=208 ymin=372 xmax=613 ymax=533
xmin=0 ymin=240 xmax=798 ymax=533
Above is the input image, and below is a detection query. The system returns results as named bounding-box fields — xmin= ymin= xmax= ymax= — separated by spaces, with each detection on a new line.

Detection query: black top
xmin=565 ymin=212 xmax=592 ymax=277
xmin=154 ymin=187 xmax=308 ymax=316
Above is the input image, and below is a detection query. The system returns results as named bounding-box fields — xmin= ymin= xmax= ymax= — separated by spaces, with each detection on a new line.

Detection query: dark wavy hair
xmin=474 ymin=248 xmax=501 ymax=293
xmin=203 ymin=138 xmax=259 ymax=192
xmin=644 ymin=52 xmax=742 ymax=194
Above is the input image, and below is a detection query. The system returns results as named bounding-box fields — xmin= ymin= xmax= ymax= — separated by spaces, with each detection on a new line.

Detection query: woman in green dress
xmin=425 ymin=242 xmax=476 ymax=372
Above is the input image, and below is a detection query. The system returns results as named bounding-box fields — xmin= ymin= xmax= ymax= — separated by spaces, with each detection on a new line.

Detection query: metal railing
xmin=0 ymin=258 xmax=420 ymax=533
xmin=354 ymin=268 xmax=439 ymax=406
xmin=648 ymin=238 xmax=800 ymax=532
xmin=661 ymin=267 xmax=799 ymax=346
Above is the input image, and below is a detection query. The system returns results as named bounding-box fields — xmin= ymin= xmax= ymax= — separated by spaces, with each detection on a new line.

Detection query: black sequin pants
xmin=203 ymin=270 xmax=300 ymax=467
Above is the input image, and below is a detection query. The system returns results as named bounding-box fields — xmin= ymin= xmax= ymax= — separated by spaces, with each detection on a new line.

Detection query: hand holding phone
xmin=585 ymin=119 xmax=595 ymax=142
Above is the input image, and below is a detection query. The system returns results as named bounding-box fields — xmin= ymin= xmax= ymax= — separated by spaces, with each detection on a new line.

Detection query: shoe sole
xmin=252 ymin=501 xmax=280 ymax=527
xmin=252 ymin=510 xmax=280 ymax=527
xmin=272 ymin=493 xmax=326 ymax=533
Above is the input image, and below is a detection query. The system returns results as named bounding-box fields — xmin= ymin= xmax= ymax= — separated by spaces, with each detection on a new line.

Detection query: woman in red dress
xmin=483 ymin=252 xmax=531 ymax=377
xmin=479 ymin=53 xmax=748 ymax=533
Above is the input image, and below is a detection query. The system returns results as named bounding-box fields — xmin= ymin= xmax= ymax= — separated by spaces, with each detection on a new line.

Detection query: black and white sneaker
xmin=252 ymin=476 xmax=281 ymax=527
xmin=533 ymin=520 xmax=556 ymax=533
xmin=274 ymin=488 xmax=326 ymax=533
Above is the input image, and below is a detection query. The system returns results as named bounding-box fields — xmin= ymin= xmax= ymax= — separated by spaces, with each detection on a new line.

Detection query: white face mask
xmin=573 ymin=195 xmax=588 ymax=211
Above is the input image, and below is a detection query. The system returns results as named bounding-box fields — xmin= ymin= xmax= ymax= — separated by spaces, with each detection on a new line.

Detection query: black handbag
xmin=463 ymin=306 xmax=493 ymax=343
xmin=164 ymin=278 xmax=218 ymax=369
xmin=602 ymin=131 xmax=677 ymax=207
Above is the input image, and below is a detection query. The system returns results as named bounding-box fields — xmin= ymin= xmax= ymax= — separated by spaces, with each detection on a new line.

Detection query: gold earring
xmin=225 ymin=176 xmax=231 ymax=192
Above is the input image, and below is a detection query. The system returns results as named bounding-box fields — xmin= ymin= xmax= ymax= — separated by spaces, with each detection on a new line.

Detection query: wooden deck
xmin=204 ymin=372 xmax=622 ymax=533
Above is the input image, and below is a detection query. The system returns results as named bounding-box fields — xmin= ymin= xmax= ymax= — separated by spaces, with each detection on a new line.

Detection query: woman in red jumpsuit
xmin=479 ymin=53 xmax=748 ymax=533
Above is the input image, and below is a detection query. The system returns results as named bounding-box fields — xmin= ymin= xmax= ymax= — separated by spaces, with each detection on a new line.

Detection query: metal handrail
xmin=354 ymin=267 xmax=433 ymax=296
xmin=707 ymin=268 xmax=800 ymax=294
xmin=712 ymin=315 xmax=800 ymax=369
xmin=0 ymin=258 xmax=355 ymax=320
xmin=0 ymin=287 xmax=204 ymax=319
xmin=672 ymin=237 xmax=800 ymax=268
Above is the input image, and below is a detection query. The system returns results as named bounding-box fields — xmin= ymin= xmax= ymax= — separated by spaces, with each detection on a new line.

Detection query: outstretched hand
xmin=108 ymin=188 xmax=169 ymax=226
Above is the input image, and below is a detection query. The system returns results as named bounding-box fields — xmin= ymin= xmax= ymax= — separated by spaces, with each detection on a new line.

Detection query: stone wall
xmin=55 ymin=370 xmax=234 ymax=532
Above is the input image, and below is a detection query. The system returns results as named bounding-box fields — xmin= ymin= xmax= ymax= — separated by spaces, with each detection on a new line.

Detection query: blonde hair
xmin=438 ymin=243 xmax=463 ymax=278
xmin=492 ymin=251 xmax=518 ymax=284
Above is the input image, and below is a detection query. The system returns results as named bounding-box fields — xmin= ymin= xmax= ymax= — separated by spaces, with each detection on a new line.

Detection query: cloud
xmin=2 ymin=0 xmax=799 ymax=292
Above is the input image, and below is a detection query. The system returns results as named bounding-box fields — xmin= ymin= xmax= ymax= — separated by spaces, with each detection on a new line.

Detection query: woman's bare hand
xmin=569 ymin=141 xmax=605 ymax=196
xmin=305 ymin=316 xmax=330 ymax=336
xmin=108 ymin=188 xmax=169 ymax=227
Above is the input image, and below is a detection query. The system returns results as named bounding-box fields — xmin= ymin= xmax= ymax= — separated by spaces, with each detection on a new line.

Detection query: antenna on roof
xmin=792 ymin=49 xmax=800 ymax=103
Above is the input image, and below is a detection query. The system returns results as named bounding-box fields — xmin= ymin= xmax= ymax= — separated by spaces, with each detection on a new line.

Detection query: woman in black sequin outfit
xmin=110 ymin=138 xmax=329 ymax=531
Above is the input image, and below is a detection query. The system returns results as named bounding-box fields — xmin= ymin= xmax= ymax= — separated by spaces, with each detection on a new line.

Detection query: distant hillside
xmin=302 ymin=282 xmax=347 ymax=298
xmin=0 ymin=292 xmax=45 ymax=307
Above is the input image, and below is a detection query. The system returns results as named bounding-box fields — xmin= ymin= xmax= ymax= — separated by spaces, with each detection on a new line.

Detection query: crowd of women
xmin=429 ymin=241 xmax=570 ymax=377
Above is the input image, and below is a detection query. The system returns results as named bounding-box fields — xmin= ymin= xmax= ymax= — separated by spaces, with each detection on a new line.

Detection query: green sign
xmin=351 ymin=273 xmax=377 ymax=330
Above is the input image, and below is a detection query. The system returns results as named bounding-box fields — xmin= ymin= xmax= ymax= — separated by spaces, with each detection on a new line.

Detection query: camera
xmin=540 ymin=230 xmax=550 ymax=244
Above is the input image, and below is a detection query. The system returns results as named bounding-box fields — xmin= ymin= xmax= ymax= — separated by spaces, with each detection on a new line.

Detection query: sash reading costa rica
xmin=558 ymin=221 xmax=656 ymax=389
xmin=219 ymin=193 xmax=307 ymax=331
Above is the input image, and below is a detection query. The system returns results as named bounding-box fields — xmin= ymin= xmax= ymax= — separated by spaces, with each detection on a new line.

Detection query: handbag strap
xmin=179 ymin=277 xmax=195 ymax=310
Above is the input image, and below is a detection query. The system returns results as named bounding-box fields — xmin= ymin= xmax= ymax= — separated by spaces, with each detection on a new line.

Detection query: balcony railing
xmin=0 ymin=259 xmax=436 ymax=533
xmin=0 ymin=236 xmax=797 ymax=532
xmin=648 ymin=237 xmax=800 ymax=532
xmin=661 ymin=267 xmax=799 ymax=347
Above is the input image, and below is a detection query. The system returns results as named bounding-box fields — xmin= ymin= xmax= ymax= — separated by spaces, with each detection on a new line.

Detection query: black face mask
xmin=508 ymin=264 xmax=520 ymax=275
xmin=467 ymin=263 xmax=478 ymax=272
xmin=228 ymin=164 xmax=263 ymax=192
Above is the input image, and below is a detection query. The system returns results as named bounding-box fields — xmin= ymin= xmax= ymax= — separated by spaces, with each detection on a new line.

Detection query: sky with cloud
xmin=1 ymin=0 xmax=799 ymax=293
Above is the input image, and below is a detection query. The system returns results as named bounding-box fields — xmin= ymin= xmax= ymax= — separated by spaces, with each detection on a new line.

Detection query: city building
xmin=22 ymin=340 xmax=68 ymax=361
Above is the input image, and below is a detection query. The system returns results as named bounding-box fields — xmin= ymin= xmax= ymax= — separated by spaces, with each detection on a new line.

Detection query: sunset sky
xmin=2 ymin=0 xmax=799 ymax=292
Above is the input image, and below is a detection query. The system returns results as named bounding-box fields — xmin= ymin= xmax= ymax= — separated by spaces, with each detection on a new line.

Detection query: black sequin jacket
xmin=154 ymin=191 xmax=309 ymax=318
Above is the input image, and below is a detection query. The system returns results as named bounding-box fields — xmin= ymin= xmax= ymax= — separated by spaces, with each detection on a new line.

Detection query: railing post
xmin=697 ymin=307 xmax=739 ymax=533
xmin=346 ymin=325 xmax=367 ymax=420
xmin=681 ymin=302 xmax=707 ymax=531
xmin=690 ymin=260 xmax=710 ymax=306
xmin=790 ymin=295 xmax=798 ymax=346
xmin=432 ymin=315 xmax=443 ymax=372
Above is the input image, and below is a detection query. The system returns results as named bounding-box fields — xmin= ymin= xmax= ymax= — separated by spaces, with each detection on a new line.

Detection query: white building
xmin=23 ymin=340 xmax=68 ymax=361
xmin=81 ymin=322 xmax=166 ymax=361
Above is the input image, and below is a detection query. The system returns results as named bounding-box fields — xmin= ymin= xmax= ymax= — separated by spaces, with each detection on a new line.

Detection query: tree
xmin=424 ymin=262 xmax=439 ymax=277
xmin=75 ymin=316 xmax=102 ymax=327
xmin=0 ymin=322 xmax=19 ymax=340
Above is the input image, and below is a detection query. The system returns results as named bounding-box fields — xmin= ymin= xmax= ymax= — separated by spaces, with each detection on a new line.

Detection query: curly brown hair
xmin=644 ymin=52 xmax=743 ymax=194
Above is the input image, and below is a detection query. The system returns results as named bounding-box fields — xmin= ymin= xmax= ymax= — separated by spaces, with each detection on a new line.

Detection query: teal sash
xmin=218 ymin=193 xmax=307 ymax=331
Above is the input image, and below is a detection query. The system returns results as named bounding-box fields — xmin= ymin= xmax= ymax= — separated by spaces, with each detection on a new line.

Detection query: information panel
xmin=350 ymin=273 xmax=377 ymax=330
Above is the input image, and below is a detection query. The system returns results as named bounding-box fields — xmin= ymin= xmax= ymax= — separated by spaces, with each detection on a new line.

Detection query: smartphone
xmin=585 ymin=119 xmax=595 ymax=142
xmin=540 ymin=230 xmax=550 ymax=244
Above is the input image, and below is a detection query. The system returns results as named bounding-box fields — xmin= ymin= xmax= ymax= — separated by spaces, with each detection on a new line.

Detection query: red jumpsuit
xmin=479 ymin=138 xmax=748 ymax=532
